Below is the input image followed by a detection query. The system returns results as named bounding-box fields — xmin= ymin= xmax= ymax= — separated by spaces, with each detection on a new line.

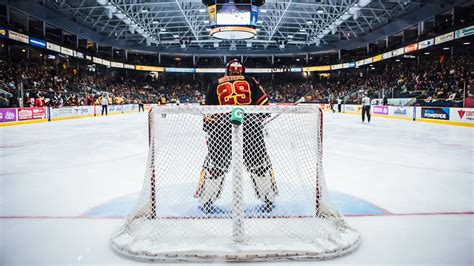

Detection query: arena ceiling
xmin=3 ymin=0 xmax=470 ymax=55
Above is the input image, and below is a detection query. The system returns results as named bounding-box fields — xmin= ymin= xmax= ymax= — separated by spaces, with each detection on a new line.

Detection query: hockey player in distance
xmin=361 ymin=93 xmax=371 ymax=123
xmin=195 ymin=59 xmax=278 ymax=214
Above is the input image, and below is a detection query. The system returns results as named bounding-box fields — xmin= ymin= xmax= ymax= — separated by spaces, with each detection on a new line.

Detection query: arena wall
xmin=0 ymin=104 xmax=145 ymax=126
xmin=321 ymin=104 xmax=474 ymax=127
xmin=1 ymin=104 xmax=473 ymax=127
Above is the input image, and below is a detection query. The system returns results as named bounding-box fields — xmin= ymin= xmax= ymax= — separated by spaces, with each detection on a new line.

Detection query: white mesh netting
xmin=111 ymin=105 xmax=360 ymax=262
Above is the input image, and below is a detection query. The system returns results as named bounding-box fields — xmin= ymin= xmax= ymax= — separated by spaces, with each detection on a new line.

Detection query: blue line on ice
xmin=84 ymin=191 xmax=386 ymax=217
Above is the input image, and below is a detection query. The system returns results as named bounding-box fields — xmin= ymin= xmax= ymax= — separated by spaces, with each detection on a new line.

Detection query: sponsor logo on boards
xmin=394 ymin=107 xmax=407 ymax=115
xmin=421 ymin=108 xmax=449 ymax=120
xmin=457 ymin=109 xmax=474 ymax=120
xmin=373 ymin=106 xmax=388 ymax=115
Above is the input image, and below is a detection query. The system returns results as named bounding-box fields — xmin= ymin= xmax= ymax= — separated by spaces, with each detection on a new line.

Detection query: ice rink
xmin=1 ymin=110 xmax=473 ymax=266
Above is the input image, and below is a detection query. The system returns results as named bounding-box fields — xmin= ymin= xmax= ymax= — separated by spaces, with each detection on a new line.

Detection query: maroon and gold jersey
xmin=206 ymin=75 xmax=268 ymax=106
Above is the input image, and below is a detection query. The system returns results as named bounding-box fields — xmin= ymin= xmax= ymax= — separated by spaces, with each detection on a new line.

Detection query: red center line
xmin=0 ymin=211 xmax=472 ymax=220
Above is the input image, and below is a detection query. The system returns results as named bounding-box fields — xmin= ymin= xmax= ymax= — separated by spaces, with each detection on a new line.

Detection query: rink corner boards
xmin=321 ymin=104 xmax=474 ymax=128
xmin=0 ymin=104 xmax=145 ymax=127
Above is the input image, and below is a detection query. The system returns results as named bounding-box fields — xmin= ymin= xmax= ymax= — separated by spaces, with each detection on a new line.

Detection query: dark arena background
xmin=0 ymin=0 xmax=473 ymax=265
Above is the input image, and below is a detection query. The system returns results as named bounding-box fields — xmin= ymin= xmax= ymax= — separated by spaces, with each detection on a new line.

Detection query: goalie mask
xmin=226 ymin=59 xmax=245 ymax=76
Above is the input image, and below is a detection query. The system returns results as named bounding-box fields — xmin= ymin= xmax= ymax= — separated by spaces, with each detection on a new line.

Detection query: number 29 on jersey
xmin=216 ymin=81 xmax=252 ymax=105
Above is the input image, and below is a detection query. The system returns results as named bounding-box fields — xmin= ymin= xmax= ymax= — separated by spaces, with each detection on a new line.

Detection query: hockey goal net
xmin=111 ymin=105 xmax=360 ymax=262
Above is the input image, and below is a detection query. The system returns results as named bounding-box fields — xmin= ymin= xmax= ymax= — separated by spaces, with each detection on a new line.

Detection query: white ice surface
xmin=1 ymin=111 xmax=473 ymax=265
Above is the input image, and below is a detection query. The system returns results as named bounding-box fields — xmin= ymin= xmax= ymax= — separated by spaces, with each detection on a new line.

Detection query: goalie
xmin=195 ymin=59 xmax=278 ymax=214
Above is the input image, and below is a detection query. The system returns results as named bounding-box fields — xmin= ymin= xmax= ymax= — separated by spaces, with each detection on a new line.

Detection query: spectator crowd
xmin=0 ymin=55 xmax=471 ymax=108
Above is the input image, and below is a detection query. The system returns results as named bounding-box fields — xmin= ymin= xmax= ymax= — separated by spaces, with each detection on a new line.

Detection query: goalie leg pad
xmin=250 ymin=167 xmax=278 ymax=203
xmin=198 ymin=168 xmax=226 ymax=204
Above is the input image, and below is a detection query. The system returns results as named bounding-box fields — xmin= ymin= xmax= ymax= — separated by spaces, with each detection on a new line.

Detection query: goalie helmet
xmin=226 ymin=59 xmax=245 ymax=76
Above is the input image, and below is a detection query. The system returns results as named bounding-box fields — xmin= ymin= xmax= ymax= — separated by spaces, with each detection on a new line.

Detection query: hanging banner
xmin=135 ymin=65 xmax=165 ymax=72
xmin=93 ymin=57 xmax=103 ymax=64
xmin=8 ymin=30 xmax=29 ymax=44
xmin=29 ymin=37 xmax=46 ymax=48
xmin=46 ymin=42 xmax=61 ymax=52
xmin=302 ymin=65 xmax=330 ymax=72
xmin=123 ymin=64 xmax=135 ymax=70
xmin=382 ymin=51 xmax=393 ymax=59
xmin=101 ymin=59 xmax=111 ymax=66
xmin=272 ymin=67 xmax=291 ymax=73
xmin=391 ymin=47 xmax=404 ymax=57
xmin=418 ymin=38 xmax=434 ymax=49
xmin=435 ymin=32 xmax=454 ymax=45
xmin=245 ymin=68 xmax=271 ymax=73
xmin=165 ymin=67 xmax=195 ymax=73
xmin=372 ymin=54 xmax=382 ymax=62
xmin=195 ymin=68 xmax=225 ymax=73
xmin=455 ymin=25 xmax=474 ymax=39
xmin=60 ymin=46 xmax=74 ymax=56
xmin=111 ymin=62 xmax=124 ymax=68
xmin=208 ymin=4 xmax=217 ymax=26
xmin=404 ymin=43 xmax=418 ymax=53
xmin=74 ymin=51 xmax=84 ymax=59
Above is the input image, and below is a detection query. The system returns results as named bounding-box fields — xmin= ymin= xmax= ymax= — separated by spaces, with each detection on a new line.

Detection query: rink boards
xmin=1 ymin=103 xmax=473 ymax=127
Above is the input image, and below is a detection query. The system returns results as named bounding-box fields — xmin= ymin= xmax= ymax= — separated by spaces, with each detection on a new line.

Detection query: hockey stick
xmin=263 ymin=96 xmax=306 ymax=126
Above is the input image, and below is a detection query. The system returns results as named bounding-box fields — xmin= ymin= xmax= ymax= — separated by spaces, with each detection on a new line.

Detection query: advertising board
xmin=421 ymin=107 xmax=450 ymax=120
xmin=17 ymin=107 xmax=46 ymax=121
xmin=0 ymin=108 xmax=17 ymax=123
xmin=372 ymin=106 xmax=388 ymax=115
